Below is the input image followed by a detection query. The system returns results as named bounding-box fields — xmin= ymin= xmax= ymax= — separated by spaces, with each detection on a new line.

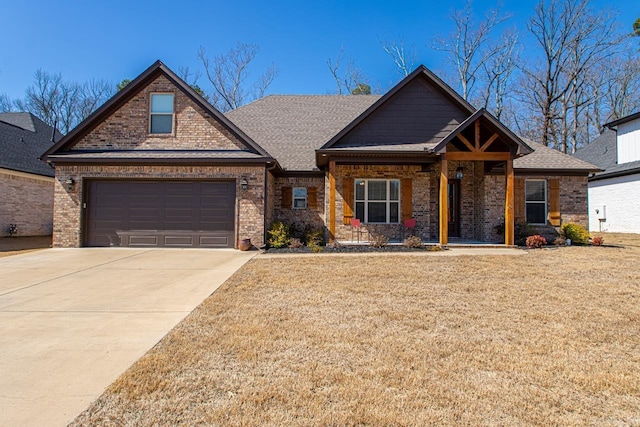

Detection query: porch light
xmin=456 ymin=167 xmax=464 ymax=179
xmin=240 ymin=178 xmax=249 ymax=191
xmin=65 ymin=177 xmax=75 ymax=191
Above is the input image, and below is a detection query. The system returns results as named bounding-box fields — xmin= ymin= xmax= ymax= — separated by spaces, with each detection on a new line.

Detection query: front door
xmin=448 ymin=179 xmax=461 ymax=238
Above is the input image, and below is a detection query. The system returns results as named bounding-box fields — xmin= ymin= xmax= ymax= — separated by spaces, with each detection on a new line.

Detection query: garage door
xmin=85 ymin=180 xmax=236 ymax=247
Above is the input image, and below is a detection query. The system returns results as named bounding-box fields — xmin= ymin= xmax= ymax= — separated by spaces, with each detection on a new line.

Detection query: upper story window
xmin=354 ymin=179 xmax=400 ymax=223
xmin=293 ymin=187 xmax=308 ymax=209
xmin=525 ymin=180 xmax=547 ymax=225
xmin=150 ymin=93 xmax=174 ymax=134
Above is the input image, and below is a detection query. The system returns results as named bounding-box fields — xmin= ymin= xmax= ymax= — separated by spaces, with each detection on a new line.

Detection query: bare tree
xmin=478 ymin=29 xmax=519 ymax=120
xmin=519 ymin=0 xmax=621 ymax=152
xmin=327 ymin=48 xmax=371 ymax=95
xmin=0 ymin=93 xmax=13 ymax=112
xmin=198 ymin=43 xmax=278 ymax=112
xmin=380 ymin=38 xmax=417 ymax=77
xmin=13 ymin=69 xmax=114 ymax=133
xmin=433 ymin=1 xmax=512 ymax=101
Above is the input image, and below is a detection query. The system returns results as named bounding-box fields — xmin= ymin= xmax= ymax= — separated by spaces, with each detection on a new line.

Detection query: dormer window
xmin=150 ymin=93 xmax=174 ymax=134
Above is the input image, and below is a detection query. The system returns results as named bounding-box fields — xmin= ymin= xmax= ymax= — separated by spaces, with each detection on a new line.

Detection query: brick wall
xmin=272 ymin=175 xmax=325 ymax=236
xmin=326 ymin=165 xmax=431 ymax=242
xmin=52 ymin=165 xmax=266 ymax=248
xmin=482 ymin=174 xmax=589 ymax=242
xmin=0 ymin=169 xmax=54 ymax=237
xmin=74 ymin=75 xmax=246 ymax=151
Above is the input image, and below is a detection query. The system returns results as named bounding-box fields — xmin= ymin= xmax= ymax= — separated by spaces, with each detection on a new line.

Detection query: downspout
xmin=263 ymin=161 xmax=277 ymax=248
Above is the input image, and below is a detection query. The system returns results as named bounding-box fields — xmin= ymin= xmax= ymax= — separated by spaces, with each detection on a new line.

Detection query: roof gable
xmin=433 ymin=108 xmax=533 ymax=156
xmin=42 ymin=61 xmax=272 ymax=160
xmin=320 ymin=65 xmax=475 ymax=151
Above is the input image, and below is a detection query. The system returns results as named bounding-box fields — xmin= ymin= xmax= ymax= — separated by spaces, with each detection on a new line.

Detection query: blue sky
xmin=1 ymin=0 xmax=638 ymax=101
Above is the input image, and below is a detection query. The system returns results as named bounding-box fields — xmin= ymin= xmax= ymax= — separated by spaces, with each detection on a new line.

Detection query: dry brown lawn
xmin=73 ymin=233 xmax=640 ymax=426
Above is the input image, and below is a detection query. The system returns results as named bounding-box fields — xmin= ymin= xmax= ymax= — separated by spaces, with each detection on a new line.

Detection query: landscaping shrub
xmin=494 ymin=221 xmax=534 ymax=246
xmin=591 ymin=236 xmax=604 ymax=246
xmin=267 ymin=221 xmax=291 ymax=248
xmin=304 ymin=228 xmax=325 ymax=247
xmin=526 ymin=234 xmax=547 ymax=248
xmin=403 ymin=235 xmax=423 ymax=248
xmin=554 ymin=236 xmax=567 ymax=246
xmin=288 ymin=238 xmax=304 ymax=249
xmin=561 ymin=223 xmax=589 ymax=245
xmin=369 ymin=232 xmax=388 ymax=248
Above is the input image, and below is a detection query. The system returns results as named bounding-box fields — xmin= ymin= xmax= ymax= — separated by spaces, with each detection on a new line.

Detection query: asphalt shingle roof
xmin=516 ymin=139 xmax=600 ymax=171
xmin=228 ymin=95 xmax=599 ymax=173
xmin=0 ymin=112 xmax=61 ymax=176
xmin=573 ymin=129 xmax=640 ymax=178
xmin=227 ymin=95 xmax=381 ymax=171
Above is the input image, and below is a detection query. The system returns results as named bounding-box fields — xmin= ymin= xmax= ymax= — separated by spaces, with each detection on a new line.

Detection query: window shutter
xmin=342 ymin=177 xmax=354 ymax=225
xmin=281 ymin=186 xmax=292 ymax=209
xmin=548 ymin=178 xmax=561 ymax=226
xmin=514 ymin=178 xmax=525 ymax=222
xmin=307 ymin=187 xmax=317 ymax=209
xmin=401 ymin=178 xmax=412 ymax=220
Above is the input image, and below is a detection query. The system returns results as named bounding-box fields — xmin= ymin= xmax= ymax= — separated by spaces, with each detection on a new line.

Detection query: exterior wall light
xmin=240 ymin=178 xmax=249 ymax=191
xmin=456 ymin=167 xmax=464 ymax=179
xmin=65 ymin=177 xmax=75 ymax=191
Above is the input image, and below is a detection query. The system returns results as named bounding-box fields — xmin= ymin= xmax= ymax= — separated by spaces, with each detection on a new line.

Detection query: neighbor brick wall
xmin=74 ymin=75 xmax=246 ymax=151
xmin=326 ymin=165 xmax=431 ymax=242
xmin=0 ymin=169 xmax=54 ymax=237
xmin=273 ymin=175 xmax=326 ymax=234
xmin=53 ymin=165 xmax=265 ymax=248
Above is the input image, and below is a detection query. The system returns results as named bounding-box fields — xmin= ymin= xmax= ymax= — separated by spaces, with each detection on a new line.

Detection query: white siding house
xmin=574 ymin=112 xmax=640 ymax=234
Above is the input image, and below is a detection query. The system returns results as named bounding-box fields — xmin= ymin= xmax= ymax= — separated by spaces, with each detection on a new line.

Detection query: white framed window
xmin=525 ymin=180 xmax=547 ymax=224
xmin=293 ymin=187 xmax=307 ymax=209
xmin=150 ymin=93 xmax=174 ymax=134
xmin=354 ymin=179 xmax=400 ymax=223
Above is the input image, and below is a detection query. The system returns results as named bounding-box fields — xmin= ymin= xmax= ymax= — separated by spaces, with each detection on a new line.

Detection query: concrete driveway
xmin=0 ymin=248 xmax=256 ymax=427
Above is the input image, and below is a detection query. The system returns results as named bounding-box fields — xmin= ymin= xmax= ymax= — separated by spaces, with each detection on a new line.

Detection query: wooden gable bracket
xmin=456 ymin=120 xmax=499 ymax=153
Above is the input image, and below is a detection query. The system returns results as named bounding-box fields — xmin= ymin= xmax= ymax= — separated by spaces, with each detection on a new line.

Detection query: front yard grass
xmin=73 ymin=233 xmax=640 ymax=426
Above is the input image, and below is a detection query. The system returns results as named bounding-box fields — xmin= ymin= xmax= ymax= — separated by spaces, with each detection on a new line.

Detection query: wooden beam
xmin=505 ymin=158 xmax=515 ymax=246
xmin=439 ymin=158 xmax=448 ymax=246
xmin=457 ymin=134 xmax=476 ymax=152
xmin=444 ymin=152 xmax=511 ymax=161
xmin=475 ymin=121 xmax=480 ymax=150
xmin=329 ymin=160 xmax=336 ymax=243
xmin=479 ymin=133 xmax=499 ymax=152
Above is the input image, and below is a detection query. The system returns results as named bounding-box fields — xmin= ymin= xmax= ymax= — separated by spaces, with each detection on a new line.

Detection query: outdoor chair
xmin=350 ymin=218 xmax=363 ymax=242
xmin=402 ymin=218 xmax=417 ymax=239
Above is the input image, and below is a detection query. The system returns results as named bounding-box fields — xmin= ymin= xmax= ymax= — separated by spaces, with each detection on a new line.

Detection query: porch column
xmin=329 ymin=160 xmax=336 ymax=243
xmin=439 ymin=158 xmax=448 ymax=245
xmin=505 ymin=158 xmax=514 ymax=245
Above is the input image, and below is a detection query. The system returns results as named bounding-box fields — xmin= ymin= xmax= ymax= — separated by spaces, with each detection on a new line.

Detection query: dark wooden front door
xmin=85 ymin=180 xmax=236 ymax=248
xmin=448 ymin=179 xmax=461 ymax=238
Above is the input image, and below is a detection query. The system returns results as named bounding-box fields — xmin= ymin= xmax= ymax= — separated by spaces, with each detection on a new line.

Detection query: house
xmin=1 ymin=112 xmax=60 ymax=237
xmin=574 ymin=112 xmax=640 ymax=233
xmin=41 ymin=61 xmax=598 ymax=248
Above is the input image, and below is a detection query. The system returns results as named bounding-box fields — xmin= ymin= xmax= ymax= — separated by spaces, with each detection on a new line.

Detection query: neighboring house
xmin=42 ymin=61 xmax=598 ymax=248
xmin=574 ymin=112 xmax=640 ymax=233
xmin=1 ymin=112 xmax=60 ymax=237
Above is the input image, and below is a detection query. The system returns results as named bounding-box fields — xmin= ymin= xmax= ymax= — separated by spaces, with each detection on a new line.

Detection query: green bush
xmin=304 ymin=228 xmax=325 ymax=248
xmin=561 ymin=223 xmax=589 ymax=244
xmin=494 ymin=221 xmax=535 ymax=246
xmin=267 ymin=221 xmax=292 ymax=248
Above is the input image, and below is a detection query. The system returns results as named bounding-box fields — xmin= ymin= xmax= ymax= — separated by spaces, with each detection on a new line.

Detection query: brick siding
xmin=272 ymin=175 xmax=326 ymax=237
xmin=0 ymin=170 xmax=53 ymax=237
xmin=74 ymin=75 xmax=245 ymax=151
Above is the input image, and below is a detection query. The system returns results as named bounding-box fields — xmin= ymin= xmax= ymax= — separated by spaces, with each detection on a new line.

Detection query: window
xmin=293 ymin=187 xmax=307 ymax=209
xmin=150 ymin=93 xmax=174 ymax=134
xmin=525 ymin=180 xmax=547 ymax=224
xmin=354 ymin=179 xmax=400 ymax=223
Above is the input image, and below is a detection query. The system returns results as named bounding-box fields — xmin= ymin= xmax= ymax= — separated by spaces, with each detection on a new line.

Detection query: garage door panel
xmin=85 ymin=180 xmax=236 ymax=247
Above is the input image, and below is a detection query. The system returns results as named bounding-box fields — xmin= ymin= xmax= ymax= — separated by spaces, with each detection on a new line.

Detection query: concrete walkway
xmin=0 ymin=248 xmax=256 ymax=427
